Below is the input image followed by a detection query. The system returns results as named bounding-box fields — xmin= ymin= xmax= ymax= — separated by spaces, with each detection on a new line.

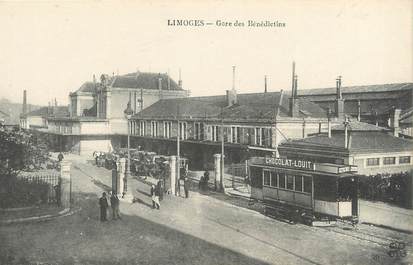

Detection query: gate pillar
xmin=60 ymin=161 xmax=72 ymax=209
xmin=117 ymin=158 xmax=126 ymax=197
xmin=214 ymin=154 xmax=222 ymax=191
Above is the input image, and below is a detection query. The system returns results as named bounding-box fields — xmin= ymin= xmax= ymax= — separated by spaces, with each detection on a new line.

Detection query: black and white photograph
xmin=0 ymin=1 xmax=412 ymax=264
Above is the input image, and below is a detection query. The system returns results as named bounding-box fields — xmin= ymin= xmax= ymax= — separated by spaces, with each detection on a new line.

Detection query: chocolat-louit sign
xmin=264 ymin=157 xmax=314 ymax=170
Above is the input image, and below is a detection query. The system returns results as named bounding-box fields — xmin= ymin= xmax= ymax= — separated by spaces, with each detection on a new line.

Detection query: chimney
xmin=158 ymin=74 xmax=162 ymax=90
xmin=167 ymin=72 xmax=171 ymax=90
xmin=22 ymin=90 xmax=27 ymax=115
xmin=357 ymin=100 xmax=361 ymax=121
xmin=264 ymin=75 xmax=268 ymax=93
xmin=391 ymin=108 xmax=401 ymax=137
xmin=327 ymin=108 xmax=332 ymax=138
xmin=289 ymin=62 xmax=299 ymax=117
xmin=178 ymin=68 xmax=182 ymax=88
xmin=335 ymin=75 xmax=344 ymax=119
xmin=226 ymin=66 xmax=237 ymax=106
xmin=344 ymin=116 xmax=350 ymax=149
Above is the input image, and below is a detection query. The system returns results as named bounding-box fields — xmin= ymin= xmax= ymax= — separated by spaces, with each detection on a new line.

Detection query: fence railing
xmin=17 ymin=172 xmax=61 ymax=205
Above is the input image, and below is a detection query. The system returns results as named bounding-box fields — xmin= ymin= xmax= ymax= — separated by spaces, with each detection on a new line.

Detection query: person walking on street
xmin=110 ymin=191 xmax=121 ymax=220
xmin=99 ymin=192 xmax=109 ymax=222
xmin=151 ymin=183 xmax=160 ymax=210
xmin=58 ymin=152 xmax=64 ymax=162
xmin=184 ymin=177 xmax=190 ymax=198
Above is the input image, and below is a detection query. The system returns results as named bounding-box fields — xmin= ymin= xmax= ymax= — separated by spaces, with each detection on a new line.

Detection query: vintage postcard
xmin=0 ymin=1 xmax=412 ymax=264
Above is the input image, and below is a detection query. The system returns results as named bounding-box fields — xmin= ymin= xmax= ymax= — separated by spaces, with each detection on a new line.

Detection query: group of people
xmin=98 ymin=191 xmax=121 ymax=222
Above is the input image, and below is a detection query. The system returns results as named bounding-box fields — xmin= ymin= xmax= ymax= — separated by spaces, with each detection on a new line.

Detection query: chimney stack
xmin=327 ymin=108 xmax=332 ymax=138
xmin=289 ymin=61 xmax=299 ymax=117
xmin=344 ymin=116 xmax=350 ymax=149
xmin=335 ymin=76 xmax=344 ymax=119
xmin=22 ymin=90 xmax=27 ymax=115
xmin=167 ymin=72 xmax=171 ymax=90
xmin=264 ymin=75 xmax=268 ymax=93
xmin=178 ymin=68 xmax=182 ymax=88
xmin=226 ymin=66 xmax=238 ymax=106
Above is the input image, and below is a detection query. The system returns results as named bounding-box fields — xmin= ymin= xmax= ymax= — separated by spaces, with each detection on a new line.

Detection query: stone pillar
xmin=214 ymin=154 xmax=222 ymax=191
xmin=117 ymin=158 xmax=126 ymax=197
xmin=60 ymin=161 xmax=72 ymax=209
xmin=169 ymin=156 xmax=177 ymax=195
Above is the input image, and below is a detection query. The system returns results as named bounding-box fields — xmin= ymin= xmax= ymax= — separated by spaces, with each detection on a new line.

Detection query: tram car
xmin=248 ymin=156 xmax=359 ymax=225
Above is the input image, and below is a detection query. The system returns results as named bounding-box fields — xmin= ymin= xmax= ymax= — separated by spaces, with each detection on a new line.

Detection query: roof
xmin=135 ymin=91 xmax=327 ymax=121
xmin=22 ymin=106 xmax=69 ymax=118
xmin=400 ymin=107 xmax=413 ymax=124
xmin=283 ymin=131 xmax=413 ymax=154
xmin=298 ymin=83 xmax=413 ymax=96
xmin=112 ymin=72 xmax=182 ymax=90
xmin=76 ymin=82 xmax=96 ymax=93
xmin=331 ymin=120 xmax=390 ymax=132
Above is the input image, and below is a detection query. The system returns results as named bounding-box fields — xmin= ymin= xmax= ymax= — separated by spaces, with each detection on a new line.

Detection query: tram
xmin=248 ymin=156 xmax=359 ymax=225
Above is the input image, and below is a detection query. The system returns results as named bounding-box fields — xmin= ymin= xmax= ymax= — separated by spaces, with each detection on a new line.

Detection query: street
xmin=0 ymin=154 xmax=411 ymax=265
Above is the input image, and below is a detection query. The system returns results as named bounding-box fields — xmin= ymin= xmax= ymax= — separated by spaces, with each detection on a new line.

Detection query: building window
xmin=164 ymin=121 xmax=171 ymax=138
xmin=151 ymin=121 xmax=158 ymax=137
xmin=194 ymin=123 xmax=200 ymax=140
xmin=139 ymin=121 xmax=146 ymax=136
xmin=383 ymin=157 xmax=396 ymax=165
xmin=179 ymin=122 xmax=187 ymax=140
xmin=294 ymin=175 xmax=303 ymax=192
xmin=286 ymin=175 xmax=294 ymax=190
xmin=263 ymin=170 xmax=271 ymax=186
xmin=211 ymin=125 xmax=219 ymax=142
xmin=399 ymin=156 xmax=411 ymax=164
xmin=366 ymin=158 xmax=380 ymax=166
xmin=255 ymin=128 xmax=261 ymax=146
xmin=278 ymin=173 xmax=286 ymax=189
xmin=270 ymin=172 xmax=277 ymax=187
xmin=303 ymin=176 xmax=312 ymax=193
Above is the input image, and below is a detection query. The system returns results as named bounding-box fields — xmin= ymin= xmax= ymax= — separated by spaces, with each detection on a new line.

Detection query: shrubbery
xmin=0 ymin=178 xmax=50 ymax=208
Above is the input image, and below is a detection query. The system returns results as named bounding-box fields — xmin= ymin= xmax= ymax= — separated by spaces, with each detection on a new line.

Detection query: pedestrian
xmin=110 ymin=191 xmax=121 ymax=220
xmin=151 ymin=183 xmax=160 ymax=210
xmin=54 ymin=179 xmax=61 ymax=207
xmin=99 ymin=192 xmax=109 ymax=222
xmin=184 ymin=177 xmax=190 ymax=198
xmin=58 ymin=152 xmax=64 ymax=162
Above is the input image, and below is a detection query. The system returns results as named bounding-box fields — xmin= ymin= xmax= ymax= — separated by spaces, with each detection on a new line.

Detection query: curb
xmin=361 ymin=221 xmax=413 ymax=235
xmin=0 ymin=207 xmax=81 ymax=225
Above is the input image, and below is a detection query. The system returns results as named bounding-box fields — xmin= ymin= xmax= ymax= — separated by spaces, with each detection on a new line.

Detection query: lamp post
xmin=123 ymin=101 xmax=134 ymax=198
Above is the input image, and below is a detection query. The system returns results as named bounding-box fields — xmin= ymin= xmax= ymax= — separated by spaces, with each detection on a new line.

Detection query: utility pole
xmin=176 ymin=104 xmax=180 ymax=196
xmin=221 ymin=106 xmax=224 ymax=191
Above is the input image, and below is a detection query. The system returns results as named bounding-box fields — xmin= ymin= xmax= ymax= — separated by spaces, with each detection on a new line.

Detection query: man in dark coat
xmin=184 ymin=177 xmax=190 ymax=198
xmin=99 ymin=192 xmax=108 ymax=222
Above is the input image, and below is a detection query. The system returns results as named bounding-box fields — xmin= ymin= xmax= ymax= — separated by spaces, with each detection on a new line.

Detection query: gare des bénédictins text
xmin=167 ymin=19 xmax=286 ymax=28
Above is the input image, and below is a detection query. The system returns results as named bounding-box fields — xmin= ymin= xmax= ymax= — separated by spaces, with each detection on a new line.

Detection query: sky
xmin=0 ymin=0 xmax=412 ymax=106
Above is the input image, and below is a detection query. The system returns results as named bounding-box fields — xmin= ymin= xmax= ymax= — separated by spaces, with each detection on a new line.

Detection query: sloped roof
xmin=112 ymin=72 xmax=182 ymax=90
xmin=331 ymin=120 xmax=390 ymax=132
xmin=298 ymin=83 xmax=413 ymax=96
xmin=400 ymin=107 xmax=413 ymax=124
xmin=283 ymin=131 xmax=413 ymax=154
xmin=76 ymin=82 xmax=96 ymax=93
xmin=135 ymin=91 xmax=327 ymax=121
xmin=22 ymin=106 xmax=69 ymax=118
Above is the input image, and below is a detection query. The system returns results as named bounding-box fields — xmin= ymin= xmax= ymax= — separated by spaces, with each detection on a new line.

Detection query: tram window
xmin=383 ymin=157 xmax=395 ymax=165
xmin=367 ymin=158 xmax=380 ymax=166
xmin=287 ymin=175 xmax=294 ymax=190
xmin=303 ymin=176 xmax=312 ymax=193
xmin=279 ymin=173 xmax=286 ymax=189
xmin=270 ymin=172 xmax=277 ymax=187
xmin=399 ymin=156 xmax=411 ymax=164
xmin=295 ymin=175 xmax=303 ymax=192
xmin=263 ymin=170 xmax=271 ymax=186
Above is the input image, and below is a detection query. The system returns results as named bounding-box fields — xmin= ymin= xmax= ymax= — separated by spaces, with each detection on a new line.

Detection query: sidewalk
xmin=359 ymin=199 xmax=413 ymax=232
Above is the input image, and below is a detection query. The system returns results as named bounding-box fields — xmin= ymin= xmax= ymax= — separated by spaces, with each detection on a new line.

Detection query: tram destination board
xmin=264 ymin=157 xmax=315 ymax=171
